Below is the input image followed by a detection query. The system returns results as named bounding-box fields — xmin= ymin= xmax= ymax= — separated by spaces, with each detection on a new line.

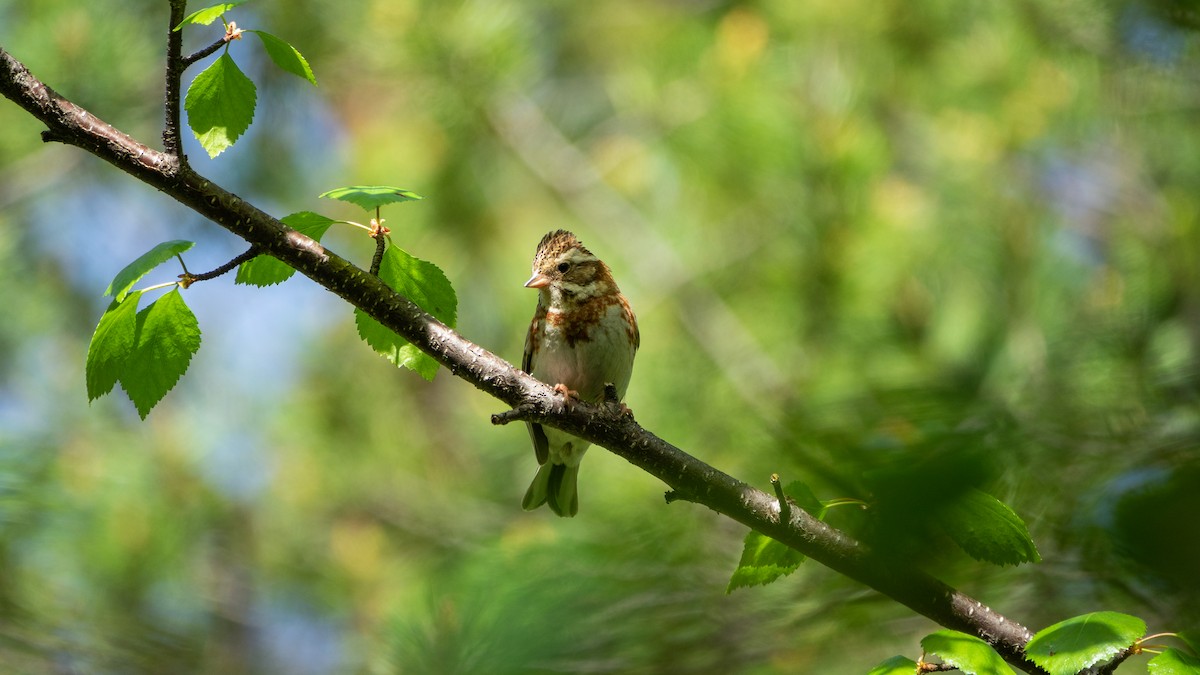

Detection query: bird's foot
xmin=553 ymin=383 xmax=582 ymax=409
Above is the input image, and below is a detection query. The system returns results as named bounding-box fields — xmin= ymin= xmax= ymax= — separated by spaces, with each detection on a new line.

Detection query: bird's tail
xmin=522 ymin=463 xmax=579 ymax=517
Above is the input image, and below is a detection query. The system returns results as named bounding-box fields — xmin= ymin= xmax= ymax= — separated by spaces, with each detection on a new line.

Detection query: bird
xmin=520 ymin=229 xmax=639 ymax=517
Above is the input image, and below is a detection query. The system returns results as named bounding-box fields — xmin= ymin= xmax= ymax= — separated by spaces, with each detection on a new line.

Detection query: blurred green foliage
xmin=2 ymin=0 xmax=1200 ymax=672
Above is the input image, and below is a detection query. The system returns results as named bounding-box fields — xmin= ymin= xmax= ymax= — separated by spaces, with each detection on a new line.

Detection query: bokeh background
xmin=2 ymin=0 xmax=1199 ymax=672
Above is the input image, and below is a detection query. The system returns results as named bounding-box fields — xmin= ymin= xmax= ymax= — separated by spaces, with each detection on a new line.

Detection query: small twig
xmin=178 ymin=246 xmax=259 ymax=288
xmin=181 ymin=20 xmax=244 ymax=69
xmin=181 ymin=37 xmax=228 ymax=69
xmin=368 ymin=213 xmax=389 ymax=276
xmin=491 ymin=404 xmax=539 ymax=426
xmin=664 ymin=490 xmax=699 ymax=505
xmin=772 ymin=473 xmax=791 ymax=523
xmin=369 ymin=231 xmax=387 ymax=276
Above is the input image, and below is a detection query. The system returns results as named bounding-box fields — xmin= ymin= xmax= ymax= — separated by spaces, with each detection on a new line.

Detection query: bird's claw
xmin=601 ymin=383 xmax=634 ymax=420
xmin=553 ymin=383 xmax=581 ymax=409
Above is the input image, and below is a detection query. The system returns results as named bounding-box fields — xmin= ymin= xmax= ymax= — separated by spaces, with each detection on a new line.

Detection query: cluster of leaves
xmin=85 ymin=4 xmax=456 ymax=417
xmin=85 ymin=241 xmax=201 ymax=419
xmin=729 ymin=486 xmax=1200 ymax=673
xmin=176 ymin=1 xmax=317 ymax=157
xmin=869 ymin=613 xmax=1199 ymax=675
xmin=86 ymin=186 xmax=455 ymax=417
xmin=728 ymin=481 xmax=1039 ymax=591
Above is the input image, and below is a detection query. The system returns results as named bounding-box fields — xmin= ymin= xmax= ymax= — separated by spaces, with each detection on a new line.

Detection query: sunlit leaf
xmin=185 ymin=53 xmax=257 ymax=158
xmin=920 ymin=630 xmax=1016 ymax=675
xmin=85 ymin=291 xmax=141 ymax=401
xmin=1148 ymin=648 xmax=1200 ymax=674
xmin=174 ymin=2 xmax=245 ymax=30
xmin=940 ymin=489 xmax=1041 ymax=566
xmin=236 ymin=212 xmax=336 ymax=286
xmin=1026 ymin=612 xmax=1146 ymax=675
xmin=726 ymin=530 xmax=805 ymax=592
xmin=867 ymin=655 xmax=919 ymax=675
xmin=104 ymin=240 xmax=194 ymax=301
xmin=248 ymin=30 xmax=316 ymax=85
xmin=118 ymin=288 xmax=202 ymax=419
xmin=355 ymin=244 xmax=456 ymax=380
xmin=319 ymin=185 xmax=424 ymax=211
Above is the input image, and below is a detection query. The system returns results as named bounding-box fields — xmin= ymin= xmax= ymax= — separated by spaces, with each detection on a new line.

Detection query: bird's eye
xmin=557 ymin=262 xmax=570 ymax=273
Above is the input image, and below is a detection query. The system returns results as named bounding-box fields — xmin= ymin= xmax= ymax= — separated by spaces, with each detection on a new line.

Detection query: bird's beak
xmin=524 ymin=273 xmax=551 ymax=289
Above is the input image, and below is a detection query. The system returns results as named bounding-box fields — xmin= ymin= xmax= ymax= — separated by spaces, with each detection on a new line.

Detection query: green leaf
xmin=185 ymin=53 xmax=257 ymax=158
xmin=726 ymin=481 xmax=827 ymax=592
xmin=104 ymin=240 xmax=194 ymax=301
xmin=1149 ymin=648 xmax=1200 ymax=675
xmin=867 ymin=655 xmax=919 ymax=675
xmin=174 ymin=2 xmax=245 ymax=30
xmin=939 ymin=488 xmax=1041 ymax=566
xmin=1026 ymin=612 xmax=1147 ymax=675
xmin=319 ymin=185 xmax=424 ymax=211
xmin=920 ymin=630 xmax=1016 ymax=675
xmin=726 ymin=529 xmax=805 ymax=592
xmin=248 ymin=30 xmax=316 ymax=85
xmin=118 ymin=288 xmax=202 ymax=419
xmin=785 ymin=480 xmax=825 ymax=517
xmin=86 ymin=291 xmax=142 ymax=401
xmin=236 ymin=212 xmax=336 ymax=286
xmin=354 ymin=244 xmax=457 ymax=381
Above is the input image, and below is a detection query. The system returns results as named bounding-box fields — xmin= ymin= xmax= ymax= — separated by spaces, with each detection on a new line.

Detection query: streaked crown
xmin=528 ymin=230 xmax=617 ymax=301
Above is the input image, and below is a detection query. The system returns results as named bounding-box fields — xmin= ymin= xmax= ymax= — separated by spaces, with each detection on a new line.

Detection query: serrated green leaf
xmin=118 ymin=289 xmax=201 ymax=419
xmin=727 ymin=480 xmax=827 ymax=592
xmin=1149 ymin=648 xmax=1200 ymax=674
xmin=105 ymin=240 xmax=194 ymax=301
xmin=174 ymin=2 xmax=245 ymax=30
xmin=726 ymin=530 xmax=805 ymax=592
xmin=921 ymin=630 xmax=1016 ymax=675
xmin=867 ymin=655 xmax=919 ymax=675
xmin=1026 ymin=612 xmax=1147 ymax=675
xmin=1177 ymin=633 xmax=1200 ymax=657
xmin=236 ymin=212 xmax=336 ymax=286
xmin=939 ymin=488 xmax=1040 ymax=566
xmin=354 ymin=244 xmax=456 ymax=380
xmin=319 ymin=185 xmax=424 ymax=211
xmin=784 ymin=480 xmax=824 ymax=517
xmin=248 ymin=30 xmax=316 ymax=85
xmin=86 ymin=291 xmax=142 ymax=401
xmin=185 ymin=53 xmax=257 ymax=158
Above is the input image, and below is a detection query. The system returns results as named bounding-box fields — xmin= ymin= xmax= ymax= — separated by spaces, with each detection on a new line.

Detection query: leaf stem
xmin=140 ymin=281 xmax=182 ymax=294
xmin=823 ymin=497 xmax=870 ymax=510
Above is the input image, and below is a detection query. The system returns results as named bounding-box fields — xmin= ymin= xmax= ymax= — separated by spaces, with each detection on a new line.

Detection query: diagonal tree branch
xmin=0 ymin=42 xmax=1048 ymax=674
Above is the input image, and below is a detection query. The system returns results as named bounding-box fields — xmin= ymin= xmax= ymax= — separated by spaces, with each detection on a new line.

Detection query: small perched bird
xmin=521 ymin=230 xmax=639 ymax=517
